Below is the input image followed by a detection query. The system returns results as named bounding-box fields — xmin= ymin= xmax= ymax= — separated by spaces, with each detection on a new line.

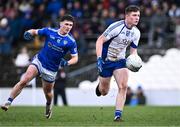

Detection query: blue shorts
xmin=99 ymin=59 xmax=126 ymax=78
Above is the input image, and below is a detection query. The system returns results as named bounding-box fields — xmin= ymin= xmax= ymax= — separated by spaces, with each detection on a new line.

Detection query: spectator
xmin=14 ymin=46 xmax=30 ymax=76
xmin=14 ymin=46 xmax=30 ymax=67
xmin=136 ymin=86 xmax=146 ymax=105
xmin=73 ymin=30 xmax=87 ymax=55
xmin=46 ymin=0 xmax=63 ymax=16
xmin=148 ymin=7 xmax=168 ymax=48
xmin=54 ymin=69 xmax=68 ymax=106
xmin=71 ymin=1 xmax=83 ymax=18
xmin=168 ymin=4 xmax=180 ymax=48
xmin=14 ymin=46 xmax=35 ymax=87
xmin=0 ymin=17 xmax=12 ymax=55
xmin=125 ymin=87 xmax=133 ymax=105
xmin=82 ymin=3 xmax=91 ymax=18
xmin=8 ymin=8 xmax=22 ymax=47
xmin=175 ymin=18 xmax=180 ymax=48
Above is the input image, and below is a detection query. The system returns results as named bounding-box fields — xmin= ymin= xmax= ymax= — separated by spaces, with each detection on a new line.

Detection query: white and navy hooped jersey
xmin=102 ymin=20 xmax=140 ymax=61
xmin=37 ymin=27 xmax=78 ymax=72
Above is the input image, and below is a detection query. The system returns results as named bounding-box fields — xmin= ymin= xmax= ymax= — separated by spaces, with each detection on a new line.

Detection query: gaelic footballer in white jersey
xmin=95 ymin=5 xmax=141 ymax=121
xmin=103 ymin=20 xmax=140 ymax=62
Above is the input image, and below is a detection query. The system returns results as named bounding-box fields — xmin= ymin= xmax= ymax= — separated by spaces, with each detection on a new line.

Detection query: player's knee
xmin=44 ymin=90 xmax=53 ymax=97
xmin=19 ymin=79 xmax=28 ymax=87
xmin=119 ymin=85 xmax=128 ymax=92
xmin=19 ymin=76 xmax=31 ymax=86
xmin=22 ymin=71 xmax=35 ymax=82
xmin=101 ymin=92 xmax=108 ymax=96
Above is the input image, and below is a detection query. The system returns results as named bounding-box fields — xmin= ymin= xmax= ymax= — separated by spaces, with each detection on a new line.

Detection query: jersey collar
xmin=124 ymin=20 xmax=132 ymax=30
xmin=57 ymin=29 xmax=68 ymax=37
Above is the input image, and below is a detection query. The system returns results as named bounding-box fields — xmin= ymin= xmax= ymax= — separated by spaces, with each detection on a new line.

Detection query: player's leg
xmin=42 ymin=80 xmax=54 ymax=119
xmin=1 ymin=65 xmax=38 ymax=111
xmin=113 ymin=68 xmax=129 ymax=121
xmin=95 ymin=62 xmax=113 ymax=96
xmin=96 ymin=76 xmax=111 ymax=96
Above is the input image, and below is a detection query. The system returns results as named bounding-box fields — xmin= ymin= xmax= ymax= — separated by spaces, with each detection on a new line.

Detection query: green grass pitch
xmin=0 ymin=106 xmax=180 ymax=126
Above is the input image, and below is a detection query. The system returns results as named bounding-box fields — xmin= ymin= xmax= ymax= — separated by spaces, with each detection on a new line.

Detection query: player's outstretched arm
xmin=67 ymin=55 xmax=78 ymax=66
xmin=24 ymin=29 xmax=38 ymax=41
xmin=60 ymin=55 xmax=78 ymax=68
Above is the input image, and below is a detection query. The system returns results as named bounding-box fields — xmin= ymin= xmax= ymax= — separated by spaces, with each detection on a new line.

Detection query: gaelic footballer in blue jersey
xmin=1 ymin=14 xmax=78 ymax=119
xmin=95 ymin=5 xmax=141 ymax=121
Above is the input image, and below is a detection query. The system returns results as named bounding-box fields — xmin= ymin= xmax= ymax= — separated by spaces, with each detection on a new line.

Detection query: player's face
xmin=60 ymin=20 xmax=73 ymax=35
xmin=126 ymin=11 xmax=140 ymax=26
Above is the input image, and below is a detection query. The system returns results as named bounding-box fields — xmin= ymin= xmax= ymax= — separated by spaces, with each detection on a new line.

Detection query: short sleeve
xmin=130 ymin=28 xmax=141 ymax=48
xmin=38 ymin=27 xmax=49 ymax=36
xmin=103 ymin=21 xmax=123 ymax=41
xmin=70 ymin=41 xmax=78 ymax=56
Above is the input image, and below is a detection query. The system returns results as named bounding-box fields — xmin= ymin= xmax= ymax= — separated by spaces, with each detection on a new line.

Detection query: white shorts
xmin=31 ymin=55 xmax=57 ymax=83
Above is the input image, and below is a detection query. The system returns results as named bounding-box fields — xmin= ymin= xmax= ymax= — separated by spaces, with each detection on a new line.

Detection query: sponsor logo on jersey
xmin=48 ymin=42 xmax=64 ymax=52
xmin=126 ymin=31 xmax=130 ymax=37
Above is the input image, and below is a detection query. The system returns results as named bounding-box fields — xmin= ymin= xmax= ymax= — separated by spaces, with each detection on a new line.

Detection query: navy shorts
xmin=99 ymin=59 xmax=126 ymax=78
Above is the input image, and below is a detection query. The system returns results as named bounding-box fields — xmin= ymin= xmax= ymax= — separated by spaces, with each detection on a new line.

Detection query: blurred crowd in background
xmin=125 ymin=86 xmax=146 ymax=106
xmin=0 ymin=0 xmax=179 ymax=56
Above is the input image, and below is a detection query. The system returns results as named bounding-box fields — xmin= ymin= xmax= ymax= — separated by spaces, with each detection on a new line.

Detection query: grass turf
xmin=0 ymin=106 xmax=180 ymax=126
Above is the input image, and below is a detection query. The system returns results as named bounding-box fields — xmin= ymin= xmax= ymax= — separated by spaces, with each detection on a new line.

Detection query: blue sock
xmin=8 ymin=97 xmax=13 ymax=103
xmin=115 ymin=110 xmax=122 ymax=118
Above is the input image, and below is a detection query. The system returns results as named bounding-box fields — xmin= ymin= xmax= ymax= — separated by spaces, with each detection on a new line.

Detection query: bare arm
xmin=67 ymin=55 xmax=78 ymax=65
xmin=96 ymin=35 xmax=107 ymax=58
xmin=130 ymin=47 xmax=138 ymax=55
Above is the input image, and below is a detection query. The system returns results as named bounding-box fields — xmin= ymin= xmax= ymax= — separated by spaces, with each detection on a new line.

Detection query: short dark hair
xmin=125 ymin=5 xmax=140 ymax=14
xmin=60 ymin=14 xmax=75 ymax=23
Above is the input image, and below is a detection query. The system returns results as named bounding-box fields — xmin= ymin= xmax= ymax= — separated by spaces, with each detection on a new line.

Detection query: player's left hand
xmin=60 ymin=58 xmax=68 ymax=67
xmin=97 ymin=57 xmax=104 ymax=73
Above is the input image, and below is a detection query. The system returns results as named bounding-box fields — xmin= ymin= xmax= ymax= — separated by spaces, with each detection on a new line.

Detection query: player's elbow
xmin=75 ymin=56 xmax=79 ymax=63
xmin=74 ymin=56 xmax=78 ymax=64
xmin=72 ymin=55 xmax=78 ymax=64
xmin=97 ymin=35 xmax=105 ymax=44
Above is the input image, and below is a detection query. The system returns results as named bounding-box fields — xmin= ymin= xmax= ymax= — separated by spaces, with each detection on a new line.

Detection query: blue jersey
xmin=37 ymin=27 xmax=78 ymax=72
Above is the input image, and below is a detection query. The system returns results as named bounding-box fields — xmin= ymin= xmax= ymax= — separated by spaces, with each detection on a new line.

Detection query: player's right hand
xmin=24 ymin=31 xmax=33 ymax=40
xmin=97 ymin=57 xmax=104 ymax=73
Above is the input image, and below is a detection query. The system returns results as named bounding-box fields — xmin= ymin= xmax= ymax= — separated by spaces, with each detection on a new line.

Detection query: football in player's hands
xmin=126 ymin=54 xmax=142 ymax=72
